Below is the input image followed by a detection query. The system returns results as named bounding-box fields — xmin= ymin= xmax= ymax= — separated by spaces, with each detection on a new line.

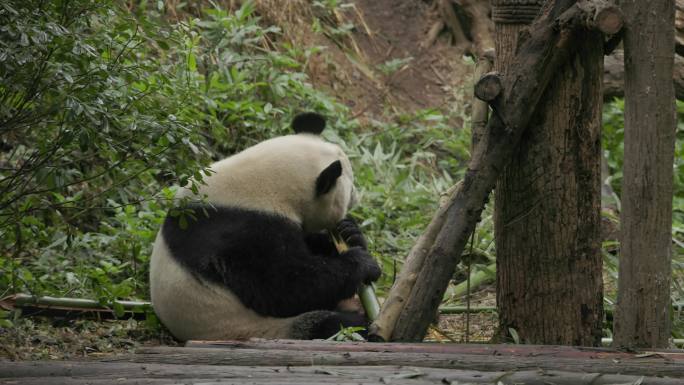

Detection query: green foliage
xmin=0 ymin=0 xmax=211 ymax=299
xmin=327 ymin=325 xmax=366 ymax=342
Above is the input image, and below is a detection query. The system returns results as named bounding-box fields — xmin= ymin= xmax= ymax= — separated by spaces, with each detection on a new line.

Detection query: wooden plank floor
xmin=3 ymin=361 xmax=684 ymax=385
xmin=2 ymin=340 xmax=683 ymax=385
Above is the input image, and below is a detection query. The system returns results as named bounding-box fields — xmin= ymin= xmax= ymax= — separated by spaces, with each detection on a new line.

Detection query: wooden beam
xmin=101 ymin=344 xmax=684 ymax=378
xmin=2 ymin=361 xmax=683 ymax=385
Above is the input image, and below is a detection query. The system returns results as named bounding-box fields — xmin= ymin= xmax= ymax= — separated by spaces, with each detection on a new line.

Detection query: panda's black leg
xmin=290 ymin=310 xmax=368 ymax=340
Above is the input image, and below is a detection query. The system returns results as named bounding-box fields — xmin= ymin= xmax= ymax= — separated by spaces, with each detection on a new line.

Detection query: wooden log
xmin=368 ymin=183 xmax=461 ymax=342
xmin=613 ymin=0 xmax=676 ymax=349
xmin=2 ymin=361 xmax=683 ymax=385
xmin=471 ymin=50 xmax=495 ymax=150
xmin=101 ymin=345 xmax=684 ymax=378
xmin=387 ymin=0 xmax=619 ymax=342
xmin=677 ymin=0 xmax=684 ymax=55
xmin=474 ymin=71 xmax=503 ymax=102
xmin=182 ymin=338 xmax=684 ymax=358
xmin=575 ymin=0 xmax=624 ymax=34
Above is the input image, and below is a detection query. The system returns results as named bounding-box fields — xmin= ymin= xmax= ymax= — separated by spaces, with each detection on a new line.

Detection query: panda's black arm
xmin=224 ymin=232 xmax=368 ymax=318
xmin=303 ymin=232 xmax=339 ymax=257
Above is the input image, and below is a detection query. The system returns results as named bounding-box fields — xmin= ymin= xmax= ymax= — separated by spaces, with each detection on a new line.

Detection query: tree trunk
xmin=613 ymin=0 xmax=676 ymax=349
xmin=493 ymin=0 xmax=604 ymax=346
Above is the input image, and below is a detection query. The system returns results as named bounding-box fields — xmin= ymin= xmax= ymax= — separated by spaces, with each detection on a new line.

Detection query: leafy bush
xmin=0 ymin=0 xmax=214 ymax=299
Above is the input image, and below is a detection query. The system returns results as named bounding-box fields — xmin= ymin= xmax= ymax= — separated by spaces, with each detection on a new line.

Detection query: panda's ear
xmin=293 ymin=112 xmax=326 ymax=135
xmin=316 ymin=160 xmax=342 ymax=196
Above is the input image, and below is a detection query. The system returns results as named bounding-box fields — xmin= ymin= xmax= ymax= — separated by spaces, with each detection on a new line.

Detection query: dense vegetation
xmin=0 ymin=0 xmax=682 ymax=340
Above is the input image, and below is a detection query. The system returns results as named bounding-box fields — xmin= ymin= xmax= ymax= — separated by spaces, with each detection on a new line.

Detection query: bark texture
xmin=613 ymin=0 xmax=676 ymax=349
xmin=494 ymin=0 xmax=604 ymax=346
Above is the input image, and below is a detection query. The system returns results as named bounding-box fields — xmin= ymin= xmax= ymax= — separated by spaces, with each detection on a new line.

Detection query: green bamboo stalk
xmin=330 ymin=229 xmax=381 ymax=321
xmin=439 ymin=305 xmax=497 ymax=314
xmin=448 ymin=263 xmax=496 ymax=300
xmin=358 ymin=283 xmax=381 ymax=321
xmin=6 ymin=293 xmax=149 ymax=311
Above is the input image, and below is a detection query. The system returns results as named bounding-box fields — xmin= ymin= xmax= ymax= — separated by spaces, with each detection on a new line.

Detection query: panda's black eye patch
xmin=316 ymin=160 xmax=342 ymax=196
xmin=292 ymin=112 xmax=326 ymax=135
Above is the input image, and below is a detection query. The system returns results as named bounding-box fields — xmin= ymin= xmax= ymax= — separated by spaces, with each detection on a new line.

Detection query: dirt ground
xmin=256 ymin=0 xmax=473 ymax=120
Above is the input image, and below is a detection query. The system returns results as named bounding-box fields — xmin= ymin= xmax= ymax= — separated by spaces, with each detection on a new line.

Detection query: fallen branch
xmin=368 ymin=183 xmax=461 ymax=341
xmin=425 ymin=0 xmax=495 ymax=56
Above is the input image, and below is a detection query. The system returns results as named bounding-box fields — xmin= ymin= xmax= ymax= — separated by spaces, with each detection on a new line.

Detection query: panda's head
xmin=190 ymin=112 xmax=358 ymax=233
xmin=291 ymin=112 xmax=358 ymax=233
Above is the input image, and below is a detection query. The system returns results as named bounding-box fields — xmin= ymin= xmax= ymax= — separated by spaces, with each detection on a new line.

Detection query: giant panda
xmin=149 ymin=112 xmax=381 ymax=341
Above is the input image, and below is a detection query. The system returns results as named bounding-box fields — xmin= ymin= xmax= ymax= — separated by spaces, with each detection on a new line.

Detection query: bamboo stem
xmin=448 ymin=263 xmax=496 ymax=300
xmin=0 ymin=294 xmax=149 ymax=312
xmin=440 ymin=305 xmax=496 ymax=314
xmin=330 ymin=229 xmax=381 ymax=321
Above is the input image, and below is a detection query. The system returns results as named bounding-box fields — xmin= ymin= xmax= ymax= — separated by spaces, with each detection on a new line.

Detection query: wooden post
xmin=613 ymin=0 xmax=676 ymax=349
xmin=493 ymin=0 xmax=607 ymax=346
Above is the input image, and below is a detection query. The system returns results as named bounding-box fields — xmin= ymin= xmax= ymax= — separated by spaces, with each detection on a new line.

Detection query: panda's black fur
xmin=150 ymin=112 xmax=381 ymax=341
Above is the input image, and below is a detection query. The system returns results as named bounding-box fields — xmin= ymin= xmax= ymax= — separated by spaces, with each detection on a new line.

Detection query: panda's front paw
xmin=342 ymin=247 xmax=381 ymax=284
xmin=336 ymin=217 xmax=368 ymax=250
xmin=362 ymin=257 xmax=382 ymax=284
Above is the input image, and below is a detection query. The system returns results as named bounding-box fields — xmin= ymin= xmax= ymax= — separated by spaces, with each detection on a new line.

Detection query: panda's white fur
xmin=150 ymin=114 xmax=380 ymax=341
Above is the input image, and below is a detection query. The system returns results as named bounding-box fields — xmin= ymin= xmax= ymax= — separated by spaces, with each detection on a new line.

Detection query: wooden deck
xmin=2 ymin=340 xmax=684 ymax=384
